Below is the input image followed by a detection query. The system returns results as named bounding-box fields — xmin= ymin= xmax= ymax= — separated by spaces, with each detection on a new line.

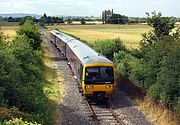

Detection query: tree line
xmin=0 ymin=13 xmax=99 ymax=26
xmin=102 ymin=9 xmax=180 ymax=24
xmin=39 ymin=13 xmax=88 ymax=26
xmin=1 ymin=12 xmax=180 ymax=25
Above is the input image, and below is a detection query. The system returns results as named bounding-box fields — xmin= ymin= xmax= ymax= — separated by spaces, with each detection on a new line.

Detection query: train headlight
xmin=106 ymin=85 xmax=113 ymax=88
xmin=87 ymin=85 xmax=93 ymax=89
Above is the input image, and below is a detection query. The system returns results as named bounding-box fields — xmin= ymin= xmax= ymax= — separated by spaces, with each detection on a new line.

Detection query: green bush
xmin=148 ymin=84 xmax=162 ymax=100
xmin=139 ymin=36 xmax=179 ymax=112
xmin=10 ymin=35 xmax=42 ymax=82
xmin=113 ymin=51 xmax=145 ymax=87
xmin=0 ymin=107 xmax=32 ymax=122
xmin=114 ymin=51 xmax=135 ymax=76
xmin=2 ymin=118 xmax=40 ymax=125
xmin=148 ymin=37 xmax=180 ymax=108
xmin=93 ymin=38 xmax=127 ymax=60
xmin=0 ymin=19 xmax=55 ymax=124
xmin=0 ymin=88 xmax=6 ymax=106
xmin=17 ymin=20 xmax=41 ymax=50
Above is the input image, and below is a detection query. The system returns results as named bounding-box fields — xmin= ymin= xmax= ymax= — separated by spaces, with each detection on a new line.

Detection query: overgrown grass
xmin=42 ymin=43 xmax=61 ymax=101
xmin=136 ymin=96 xmax=180 ymax=125
xmin=41 ymin=41 xmax=65 ymax=125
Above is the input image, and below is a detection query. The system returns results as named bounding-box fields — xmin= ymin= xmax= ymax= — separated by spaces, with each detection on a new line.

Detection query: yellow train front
xmin=50 ymin=30 xmax=115 ymax=99
xmin=82 ymin=63 xmax=115 ymax=99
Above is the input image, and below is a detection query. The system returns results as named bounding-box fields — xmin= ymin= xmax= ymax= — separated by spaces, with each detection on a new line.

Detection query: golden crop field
xmin=0 ymin=26 xmax=18 ymax=39
xmin=48 ymin=24 xmax=151 ymax=48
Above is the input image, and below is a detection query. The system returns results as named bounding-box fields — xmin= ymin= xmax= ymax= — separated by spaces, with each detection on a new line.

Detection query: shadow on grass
xmin=117 ymin=75 xmax=146 ymax=100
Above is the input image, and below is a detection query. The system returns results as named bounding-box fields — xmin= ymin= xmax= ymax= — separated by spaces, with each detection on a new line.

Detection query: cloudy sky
xmin=0 ymin=0 xmax=179 ymax=17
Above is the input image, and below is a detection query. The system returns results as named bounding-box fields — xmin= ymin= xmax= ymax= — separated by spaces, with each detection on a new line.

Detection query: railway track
xmin=39 ymin=28 xmax=124 ymax=125
xmin=82 ymin=98 xmax=124 ymax=125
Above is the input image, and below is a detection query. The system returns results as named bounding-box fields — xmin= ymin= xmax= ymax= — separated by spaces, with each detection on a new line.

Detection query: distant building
xmin=102 ymin=9 xmax=113 ymax=24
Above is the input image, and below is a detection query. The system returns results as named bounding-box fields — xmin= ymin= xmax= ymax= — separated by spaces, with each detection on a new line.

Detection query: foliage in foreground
xmin=2 ymin=118 xmax=39 ymax=125
xmin=0 ymin=19 xmax=55 ymax=125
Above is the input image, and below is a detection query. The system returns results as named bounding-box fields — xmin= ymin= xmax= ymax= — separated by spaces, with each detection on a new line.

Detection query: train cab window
xmin=85 ymin=66 xmax=114 ymax=84
xmin=85 ymin=67 xmax=99 ymax=80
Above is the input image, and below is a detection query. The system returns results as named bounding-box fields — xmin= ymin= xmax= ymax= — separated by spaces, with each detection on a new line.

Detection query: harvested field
xmin=48 ymin=24 xmax=151 ymax=48
xmin=0 ymin=26 xmax=18 ymax=39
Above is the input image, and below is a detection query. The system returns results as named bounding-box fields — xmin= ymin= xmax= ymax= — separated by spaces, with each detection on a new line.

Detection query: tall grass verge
xmin=41 ymin=41 xmax=61 ymax=125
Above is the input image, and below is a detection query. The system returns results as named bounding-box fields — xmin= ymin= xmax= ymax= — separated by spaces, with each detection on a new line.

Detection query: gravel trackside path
xmin=40 ymin=28 xmax=153 ymax=125
xmin=41 ymin=29 xmax=92 ymax=125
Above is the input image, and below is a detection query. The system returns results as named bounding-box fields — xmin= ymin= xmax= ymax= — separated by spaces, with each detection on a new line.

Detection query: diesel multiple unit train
xmin=50 ymin=30 xmax=115 ymax=99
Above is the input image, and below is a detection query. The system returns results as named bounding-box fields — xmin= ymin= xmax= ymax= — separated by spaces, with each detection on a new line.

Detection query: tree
xmin=17 ymin=20 xmax=41 ymax=50
xmin=67 ymin=18 xmax=72 ymax=24
xmin=102 ymin=9 xmax=113 ymax=24
xmin=0 ymin=16 xmax=3 ymax=21
xmin=102 ymin=11 xmax=105 ymax=24
xmin=39 ymin=17 xmax=46 ymax=27
xmin=134 ymin=12 xmax=180 ymax=111
xmin=108 ymin=14 xmax=128 ymax=24
xmin=39 ymin=13 xmax=48 ymax=27
xmin=7 ymin=17 xmax=14 ymax=22
xmin=146 ymin=11 xmax=175 ymax=37
xmin=47 ymin=16 xmax=52 ymax=25
xmin=145 ymin=36 xmax=180 ymax=109
xmin=81 ymin=18 xmax=86 ymax=24
xmin=19 ymin=16 xmax=33 ymax=25
xmin=43 ymin=13 xmax=47 ymax=20
xmin=139 ymin=11 xmax=175 ymax=56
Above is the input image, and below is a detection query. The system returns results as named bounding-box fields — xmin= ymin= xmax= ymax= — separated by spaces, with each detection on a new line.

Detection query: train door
xmin=64 ymin=43 xmax=67 ymax=56
xmin=50 ymin=33 xmax=53 ymax=42
xmin=56 ymin=38 xmax=60 ymax=50
xmin=54 ymin=35 xmax=57 ymax=46
xmin=60 ymin=40 xmax=63 ymax=52
xmin=73 ymin=55 xmax=76 ymax=77
xmin=66 ymin=46 xmax=70 ymax=62
xmin=77 ymin=64 xmax=83 ymax=89
xmin=79 ymin=64 xmax=83 ymax=83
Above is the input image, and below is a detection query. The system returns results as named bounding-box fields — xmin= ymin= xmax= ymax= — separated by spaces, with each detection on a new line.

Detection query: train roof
xmin=50 ymin=30 xmax=76 ymax=43
xmin=67 ymin=38 xmax=112 ymax=65
xmin=51 ymin=30 xmax=113 ymax=65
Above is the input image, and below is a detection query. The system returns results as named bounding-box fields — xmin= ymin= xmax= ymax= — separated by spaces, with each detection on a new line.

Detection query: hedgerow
xmin=17 ymin=20 xmax=41 ymax=50
xmin=92 ymin=12 xmax=180 ymax=113
xmin=0 ymin=19 xmax=54 ymax=125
